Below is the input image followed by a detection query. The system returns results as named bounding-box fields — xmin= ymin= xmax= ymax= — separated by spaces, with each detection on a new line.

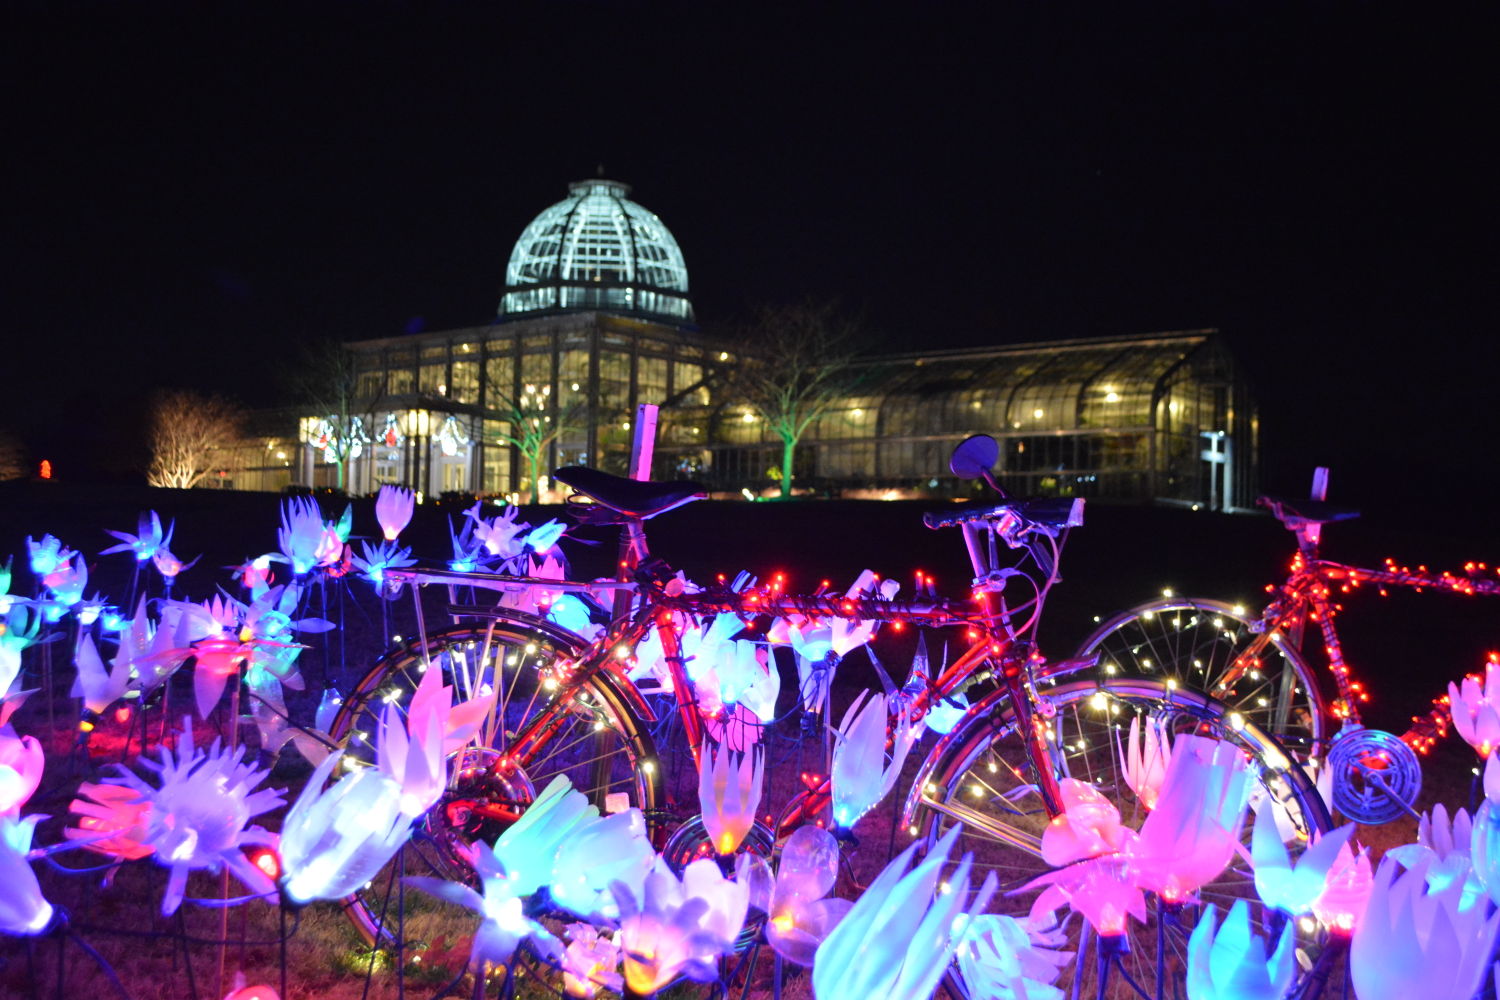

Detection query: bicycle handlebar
xmin=923 ymin=497 xmax=1084 ymax=535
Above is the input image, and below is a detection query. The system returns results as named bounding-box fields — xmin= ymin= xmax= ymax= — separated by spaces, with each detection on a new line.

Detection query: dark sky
xmin=5 ymin=2 xmax=1496 ymax=526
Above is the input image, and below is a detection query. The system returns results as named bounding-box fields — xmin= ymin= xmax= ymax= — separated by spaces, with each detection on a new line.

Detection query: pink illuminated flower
xmin=0 ymin=726 xmax=43 ymax=815
xmin=1024 ymin=854 xmax=1146 ymax=937
xmin=151 ymin=546 xmax=200 ymax=582
xmin=698 ymin=742 xmax=764 ymax=855
xmin=1450 ymin=661 xmax=1500 ymax=757
xmin=375 ymin=485 xmax=415 ymax=541
xmin=1311 ymin=839 xmax=1374 ymax=934
xmin=1128 ymin=735 xmax=1250 ymax=903
xmin=1186 ymin=899 xmax=1295 ymax=1000
xmin=1040 ymin=778 xmax=1134 ymax=867
xmin=101 ymin=721 xmax=284 ymax=915
xmin=1119 ymin=714 xmax=1172 ymax=810
xmin=1351 ymin=857 xmax=1500 ymax=1000
xmin=377 ymin=699 xmax=445 ymax=819
xmin=65 ymin=780 xmax=154 ymax=861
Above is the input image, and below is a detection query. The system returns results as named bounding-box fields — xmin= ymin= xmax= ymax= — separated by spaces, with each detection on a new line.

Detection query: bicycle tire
xmin=907 ymin=676 xmax=1331 ymax=1000
xmin=1076 ymin=597 xmax=1328 ymax=757
xmin=325 ymin=615 xmax=662 ymax=949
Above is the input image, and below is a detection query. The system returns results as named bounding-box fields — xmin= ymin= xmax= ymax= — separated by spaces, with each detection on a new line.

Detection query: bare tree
xmin=285 ymin=339 xmax=369 ymax=490
xmin=146 ymin=389 xmax=243 ymax=488
xmin=490 ymin=383 xmax=581 ymax=504
xmin=0 ymin=430 xmax=26 ymax=480
xmin=726 ymin=300 xmax=862 ymax=499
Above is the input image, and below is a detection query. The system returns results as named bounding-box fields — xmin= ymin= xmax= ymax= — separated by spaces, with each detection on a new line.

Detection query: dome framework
xmin=500 ymin=179 xmax=693 ymax=323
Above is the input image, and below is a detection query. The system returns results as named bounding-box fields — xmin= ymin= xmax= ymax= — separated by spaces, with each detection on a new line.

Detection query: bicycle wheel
xmin=325 ymin=615 xmax=662 ymax=949
xmin=1077 ymin=597 xmax=1327 ymax=757
xmin=907 ymin=676 xmax=1330 ymax=1000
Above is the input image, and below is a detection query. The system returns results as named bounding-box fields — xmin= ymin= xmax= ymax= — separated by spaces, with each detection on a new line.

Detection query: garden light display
xmin=829 ymin=689 xmax=918 ymax=829
xmin=611 ymin=857 xmax=752 ymax=993
xmin=101 ymin=722 xmax=284 ymax=915
xmin=812 ymin=826 xmax=996 ymax=1000
xmin=748 ymin=824 xmax=852 ymax=966
xmin=277 ymin=751 xmax=415 ymax=905
xmin=0 ymin=814 xmax=54 ymax=936
xmin=374 ymin=484 xmax=414 ymax=541
xmin=1350 ymin=858 xmax=1500 ymax=1000
xmin=697 ymin=742 xmax=764 ymax=855
xmin=1184 ymin=899 xmax=1295 ymax=1000
xmin=1250 ymin=805 xmax=1354 ymax=916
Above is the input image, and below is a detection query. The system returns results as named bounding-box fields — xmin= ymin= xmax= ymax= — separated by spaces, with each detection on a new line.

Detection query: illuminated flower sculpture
xmin=611 ymin=857 xmax=751 ymax=994
xmin=1387 ymin=803 xmax=1483 ymax=905
xmin=0 ymin=814 xmax=54 ymax=936
xmin=813 ymin=826 xmax=996 ymax=1000
xmin=277 ymin=497 xmax=342 ymax=576
xmin=953 ymin=913 xmax=1070 ymax=1000
xmin=0 ymin=725 xmax=43 ymax=815
xmin=698 ymin=742 xmax=764 ymax=855
xmin=72 ymin=633 xmax=133 ymax=717
xmin=351 ymin=539 xmax=416 ymax=586
xmin=751 ymin=825 xmax=853 ymax=966
xmin=65 ymin=781 xmax=154 ymax=862
xmin=102 ymin=510 xmax=171 ymax=562
xmin=1469 ymin=755 xmax=1500 ymax=906
xmin=101 ymin=722 xmax=284 ymax=915
xmin=1251 ymin=806 xmax=1354 ymax=916
xmin=830 ymin=690 xmax=920 ymax=830
xmin=26 ymin=533 xmax=75 ymax=577
xmin=278 ymin=752 xmax=416 ymax=906
xmin=375 ymin=485 xmax=415 ymax=541
xmin=1040 ymin=779 xmax=1133 ymax=867
xmin=1350 ymin=857 xmax=1500 ymax=1000
xmin=1185 ymin=899 xmax=1295 ymax=1000
xmin=1119 ymin=714 xmax=1173 ymax=810
xmin=1450 ymin=660 xmax=1500 ymax=757
xmin=0 ymin=606 xmax=42 ymax=697
xmin=489 ymin=775 xmax=600 ymax=897
xmin=550 ymin=808 xmax=656 ymax=920
xmin=1129 ymin=735 xmax=1250 ymax=903
xmin=560 ymin=924 xmax=623 ymax=998
xmin=1310 ymin=840 xmax=1375 ymax=934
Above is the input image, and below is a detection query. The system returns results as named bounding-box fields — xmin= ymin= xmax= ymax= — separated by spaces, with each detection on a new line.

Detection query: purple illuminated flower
xmin=102 ymin=510 xmax=172 ymax=562
xmin=560 ymin=924 xmax=622 ymax=998
xmin=749 ymin=825 xmax=852 ymax=967
xmin=612 ymin=857 xmax=751 ymax=993
xmin=375 ymin=485 xmax=415 ymax=541
xmin=101 ymin=721 xmax=284 ymax=915
xmin=1451 ymin=661 xmax=1500 ymax=758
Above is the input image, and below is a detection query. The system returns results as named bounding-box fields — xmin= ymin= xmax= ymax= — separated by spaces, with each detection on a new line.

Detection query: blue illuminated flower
xmin=25 ymin=534 xmax=74 ymax=577
xmin=44 ymin=552 xmax=88 ymax=607
xmin=953 ymin=913 xmax=1070 ymax=1000
xmin=0 ymin=815 xmax=54 ymax=936
xmin=523 ymin=518 xmax=566 ymax=554
xmin=1251 ymin=804 xmax=1354 ymax=916
xmin=550 ymin=808 xmax=655 ymax=920
xmin=1186 ymin=899 xmax=1295 ymax=1000
xmin=813 ymin=825 xmax=997 ymax=1000
xmin=277 ymin=497 xmax=341 ymax=575
xmin=351 ymin=539 xmax=416 ymax=586
xmin=101 ymin=510 xmax=172 ymax=562
xmin=830 ymin=690 xmax=919 ymax=830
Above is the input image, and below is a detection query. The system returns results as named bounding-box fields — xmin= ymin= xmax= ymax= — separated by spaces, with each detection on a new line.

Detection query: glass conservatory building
xmin=235 ymin=179 xmax=1257 ymax=510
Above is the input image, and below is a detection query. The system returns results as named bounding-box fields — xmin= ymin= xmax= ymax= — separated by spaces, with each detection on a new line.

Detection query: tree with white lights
xmin=145 ymin=389 xmax=242 ymax=489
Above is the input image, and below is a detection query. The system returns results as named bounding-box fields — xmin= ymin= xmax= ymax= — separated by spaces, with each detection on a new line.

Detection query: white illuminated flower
xmin=279 ymin=752 xmax=416 ymax=905
xmin=72 ymin=633 xmax=133 ymax=716
xmin=1251 ymin=805 xmax=1354 ymax=916
xmin=1186 ymin=899 xmax=1295 ymax=1000
xmin=377 ymin=700 xmax=445 ymax=818
xmin=751 ymin=825 xmax=853 ymax=967
xmin=1450 ymin=661 xmax=1500 ymax=757
xmin=954 ymin=913 xmax=1071 ymax=1000
xmin=612 ymin=857 xmax=751 ymax=993
xmin=1351 ymin=857 xmax=1500 ymax=1000
xmin=0 ymin=814 xmax=54 ymax=936
xmin=375 ymin=485 xmax=415 ymax=541
xmin=65 ymin=780 xmax=154 ymax=861
xmin=0 ymin=606 xmax=41 ymax=698
xmin=0 ymin=725 xmax=43 ymax=815
xmin=698 ymin=742 xmax=764 ymax=855
xmin=465 ymin=503 xmax=526 ymax=559
xmin=549 ymin=807 xmax=655 ymax=920
xmin=277 ymin=497 xmax=341 ymax=575
xmin=26 ymin=534 xmax=75 ymax=577
xmin=101 ymin=721 xmax=284 ymax=915
xmin=1128 ymin=734 xmax=1250 ymax=903
xmin=1387 ymin=803 xmax=1483 ymax=906
xmin=830 ymin=690 xmax=920 ymax=829
xmin=813 ymin=825 xmax=997 ymax=1000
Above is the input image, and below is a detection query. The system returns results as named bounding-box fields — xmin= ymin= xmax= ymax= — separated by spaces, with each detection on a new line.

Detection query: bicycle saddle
xmin=553 ymin=466 xmax=707 ymax=521
xmin=1258 ymin=495 xmax=1361 ymax=526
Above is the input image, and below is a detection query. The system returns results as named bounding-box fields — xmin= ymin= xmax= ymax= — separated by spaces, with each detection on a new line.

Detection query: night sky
xmin=5 ymin=3 xmax=1496 ymax=531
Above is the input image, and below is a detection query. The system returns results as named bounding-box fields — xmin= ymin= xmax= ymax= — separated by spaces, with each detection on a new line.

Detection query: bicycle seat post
xmin=1301 ymin=466 xmax=1330 ymax=554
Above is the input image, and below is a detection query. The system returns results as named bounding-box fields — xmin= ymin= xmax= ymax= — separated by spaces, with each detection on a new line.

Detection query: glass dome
xmin=500 ymin=179 xmax=694 ymax=323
